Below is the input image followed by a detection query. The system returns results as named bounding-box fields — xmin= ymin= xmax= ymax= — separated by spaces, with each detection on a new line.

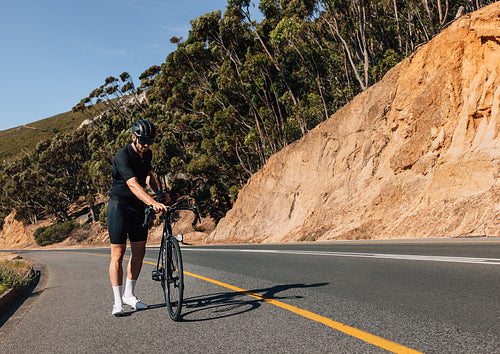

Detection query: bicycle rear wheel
xmin=162 ymin=236 xmax=184 ymax=321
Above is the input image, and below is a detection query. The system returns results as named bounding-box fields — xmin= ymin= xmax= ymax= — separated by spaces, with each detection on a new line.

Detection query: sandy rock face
xmin=0 ymin=210 xmax=36 ymax=249
xmin=211 ymin=3 xmax=500 ymax=243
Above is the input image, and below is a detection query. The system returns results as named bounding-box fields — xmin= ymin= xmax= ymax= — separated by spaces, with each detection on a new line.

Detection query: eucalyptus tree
xmin=1 ymin=140 xmax=54 ymax=225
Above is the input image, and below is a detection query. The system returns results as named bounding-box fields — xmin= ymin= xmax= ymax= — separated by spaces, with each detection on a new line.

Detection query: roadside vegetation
xmin=0 ymin=0 xmax=495 ymax=241
xmin=0 ymin=256 xmax=33 ymax=293
xmin=33 ymin=220 xmax=80 ymax=246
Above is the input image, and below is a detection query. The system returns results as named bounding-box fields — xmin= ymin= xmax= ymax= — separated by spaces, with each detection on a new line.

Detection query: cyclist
xmin=107 ymin=119 xmax=170 ymax=316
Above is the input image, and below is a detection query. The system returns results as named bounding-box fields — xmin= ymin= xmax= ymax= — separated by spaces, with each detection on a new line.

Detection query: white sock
xmin=112 ymin=286 xmax=123 ymax=306
xmin=123 ymin=278 xmax=137 ymax=298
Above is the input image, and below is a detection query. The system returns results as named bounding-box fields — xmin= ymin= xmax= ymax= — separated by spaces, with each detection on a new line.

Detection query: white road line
xmin=182 ymin=248 xmax=500 ymax=265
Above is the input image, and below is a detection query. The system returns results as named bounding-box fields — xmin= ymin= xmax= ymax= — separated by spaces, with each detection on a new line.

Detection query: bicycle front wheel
xmin=162 ymin=236 xmax=184 ymax=321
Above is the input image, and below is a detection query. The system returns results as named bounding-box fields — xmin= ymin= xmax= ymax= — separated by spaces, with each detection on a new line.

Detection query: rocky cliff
xmin=0 ymin=211 xmax=37 ymax=248
xmin=210 ymin=3 xmax=500 ymax=243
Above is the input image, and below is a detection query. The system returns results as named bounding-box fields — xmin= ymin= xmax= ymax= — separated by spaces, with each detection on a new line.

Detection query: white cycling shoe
xmin=112 ymin=304 xmax=124 ymax=316
xmin=122 ymin=295 xmax=147 ymax=310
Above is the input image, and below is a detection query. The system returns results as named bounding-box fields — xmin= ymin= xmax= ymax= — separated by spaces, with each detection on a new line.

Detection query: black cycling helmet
xmin=131 ymin=119 xmax=156 ymax=139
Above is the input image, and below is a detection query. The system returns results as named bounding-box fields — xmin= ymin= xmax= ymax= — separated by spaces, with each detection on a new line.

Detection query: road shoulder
xmin=0 ymin=257 xmax=47 ymax=338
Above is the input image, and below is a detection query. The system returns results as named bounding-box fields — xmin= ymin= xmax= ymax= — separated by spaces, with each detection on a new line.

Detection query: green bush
xmin=99 ymin=204 xmax=107 ymax=228
xmin=0 ymin=210 xmax=10 ymax=231
xmin=0 ymin=259 xmax=33 ymax=292
xmin=33 ymin=220 xmax=79 ymax=246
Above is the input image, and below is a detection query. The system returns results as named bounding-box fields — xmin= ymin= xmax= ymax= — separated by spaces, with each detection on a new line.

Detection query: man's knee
xmin=131 ymin=241 xmax=146 ymax=258
xmin=110 ymin=245 xmax=126 ymax=261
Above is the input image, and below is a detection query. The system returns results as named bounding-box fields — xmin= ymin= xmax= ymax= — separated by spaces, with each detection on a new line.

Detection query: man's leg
xmin=109 ymin=243 xmax=126 ymax=315
xmin=127 ymin=240 xmax=146 ymax=280
xmin=110 ymin=243 xmax=126 ymax=285
xmin=123 ymin=240 xmax=147 ymax=310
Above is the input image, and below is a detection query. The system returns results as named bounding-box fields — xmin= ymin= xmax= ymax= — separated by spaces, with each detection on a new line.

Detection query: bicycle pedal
xmin=152 ymin=270 xmax=162 ymax=281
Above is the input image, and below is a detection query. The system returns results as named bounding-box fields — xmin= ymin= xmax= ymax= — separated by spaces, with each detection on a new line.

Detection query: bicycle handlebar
xmin=142 ymin=202 xmax=201 ymax=229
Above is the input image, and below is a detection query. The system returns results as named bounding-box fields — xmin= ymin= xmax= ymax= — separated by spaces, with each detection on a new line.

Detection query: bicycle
xmin=143 ymin=202 xmax=200 ymax=321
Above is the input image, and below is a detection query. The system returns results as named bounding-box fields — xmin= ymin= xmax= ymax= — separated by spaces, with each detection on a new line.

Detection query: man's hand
xmin=151 ymin=201 xmax=169 ymax=213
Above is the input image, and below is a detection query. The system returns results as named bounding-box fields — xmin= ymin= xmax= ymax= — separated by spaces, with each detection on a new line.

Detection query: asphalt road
xmin=1 ymin=239 xmax=499 ymax=353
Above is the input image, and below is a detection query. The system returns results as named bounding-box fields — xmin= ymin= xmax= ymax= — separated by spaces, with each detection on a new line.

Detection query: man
xmin=106 ymin=119 xmax=169 ymax=316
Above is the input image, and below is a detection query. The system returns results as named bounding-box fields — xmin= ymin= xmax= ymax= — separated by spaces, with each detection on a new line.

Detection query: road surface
xmin=1 ymin=238 xmax=499 ymax=353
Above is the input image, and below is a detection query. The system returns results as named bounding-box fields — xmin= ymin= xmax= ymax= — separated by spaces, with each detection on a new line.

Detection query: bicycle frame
xmin=145 ymin=204 xmax=200 ymax=261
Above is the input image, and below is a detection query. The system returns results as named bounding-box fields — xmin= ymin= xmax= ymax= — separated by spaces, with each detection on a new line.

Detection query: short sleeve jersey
xmin=107 ymin=144 xmax=152 ymax=198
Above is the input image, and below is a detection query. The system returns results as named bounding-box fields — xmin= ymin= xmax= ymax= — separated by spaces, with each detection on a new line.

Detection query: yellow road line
xmin=182 ymin=270 xmax=422 ymax=354
xmin=70 ymin=252 xmax=423 ymax=353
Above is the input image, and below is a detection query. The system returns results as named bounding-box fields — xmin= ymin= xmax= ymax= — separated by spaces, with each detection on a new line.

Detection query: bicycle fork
xmin=152 ymin=235 xmax=165 ymax=282
xmin=151 ymin=237 xmax=176 ymax=283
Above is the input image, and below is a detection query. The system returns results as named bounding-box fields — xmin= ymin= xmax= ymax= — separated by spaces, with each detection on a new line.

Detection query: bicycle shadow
xmin=178 ymin=282 xmax=329 ymax=322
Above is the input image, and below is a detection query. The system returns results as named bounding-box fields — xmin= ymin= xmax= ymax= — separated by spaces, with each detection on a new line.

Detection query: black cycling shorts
xmin=107 ymin=196 xmax=148 ymax=244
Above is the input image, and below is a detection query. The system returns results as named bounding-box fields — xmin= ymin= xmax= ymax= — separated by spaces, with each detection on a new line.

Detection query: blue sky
xmin=0 ymin=0 xmax=261 ymax=131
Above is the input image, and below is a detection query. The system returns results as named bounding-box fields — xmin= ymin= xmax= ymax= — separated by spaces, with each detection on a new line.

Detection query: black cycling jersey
xmin=108 ymin=144 xmax=152 ymax=198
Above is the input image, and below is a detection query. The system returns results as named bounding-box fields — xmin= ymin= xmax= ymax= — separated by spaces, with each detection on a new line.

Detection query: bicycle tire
xmin=162 ymin=236 xmax=184 ymax=321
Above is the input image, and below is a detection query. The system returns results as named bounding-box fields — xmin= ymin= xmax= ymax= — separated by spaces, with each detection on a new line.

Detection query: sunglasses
xmin=138 ymin=138 xmax=154 ymax=145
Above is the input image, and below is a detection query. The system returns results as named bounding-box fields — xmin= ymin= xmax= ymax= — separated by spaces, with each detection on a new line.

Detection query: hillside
xmin=210 ymin=3 xmax=500 ymax=243
xmin=0 ymin=109 xmax=97 ymax=162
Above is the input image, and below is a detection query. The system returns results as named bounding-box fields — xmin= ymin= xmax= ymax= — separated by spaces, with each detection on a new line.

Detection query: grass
xmin=0 ymin=111 xmax=86 ymax=161
xmin=0 ymin=256 xmax=33 ymax=293
xmin=0 ymin=104 xmax=107 ymax=162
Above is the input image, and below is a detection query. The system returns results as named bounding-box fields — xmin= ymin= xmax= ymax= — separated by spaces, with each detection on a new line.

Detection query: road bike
xmin=143 ymin=202 xmax=200 ymax=321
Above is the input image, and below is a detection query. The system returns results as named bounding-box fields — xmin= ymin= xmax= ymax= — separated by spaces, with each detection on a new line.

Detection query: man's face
xmin=133 ymin=135 xmax=154 ymax=153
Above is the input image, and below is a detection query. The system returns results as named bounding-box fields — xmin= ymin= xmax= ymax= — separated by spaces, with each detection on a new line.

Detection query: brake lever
xmin=191 ymin=204 xmax=201 ymax=227
xmin=143 ymin=205 xmax=154 ymax=228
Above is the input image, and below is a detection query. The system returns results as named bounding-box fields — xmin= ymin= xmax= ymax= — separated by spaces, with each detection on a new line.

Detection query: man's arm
xmin=146 ymin=171 xmax=171 ymax=203
xmin=126 ymin=177 xmax=168 ymax=212
xmin=146 ymin=171 xmax=161 ymax=194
